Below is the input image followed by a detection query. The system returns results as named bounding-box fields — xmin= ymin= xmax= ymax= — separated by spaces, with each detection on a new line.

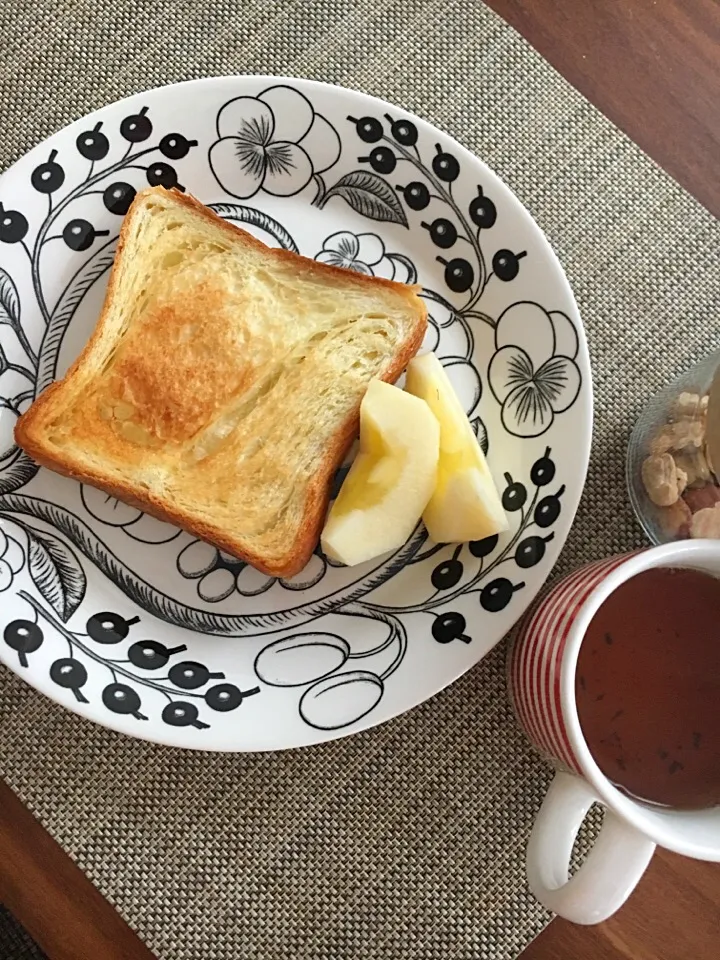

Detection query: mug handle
xmin=526 ymin=771 xmax=656 ymax=924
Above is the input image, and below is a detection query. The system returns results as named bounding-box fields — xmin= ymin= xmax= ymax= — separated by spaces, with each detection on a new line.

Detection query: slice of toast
xmin=16 ymin=187 xmax=427 ymax=578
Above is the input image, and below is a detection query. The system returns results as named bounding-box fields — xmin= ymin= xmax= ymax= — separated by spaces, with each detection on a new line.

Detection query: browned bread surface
xmin=16 ymin=187 xmax=427 ymax=577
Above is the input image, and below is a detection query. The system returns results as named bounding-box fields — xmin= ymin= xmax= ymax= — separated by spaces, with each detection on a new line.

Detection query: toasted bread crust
xmin=16 ymin=187 xmax=427 ymax=578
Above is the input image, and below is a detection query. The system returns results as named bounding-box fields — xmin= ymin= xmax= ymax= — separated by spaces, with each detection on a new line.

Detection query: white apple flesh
xmin=405 ymin=352 xmax=508 ymax=543
xmin=321 ymin=379 xmax=440 ymax=566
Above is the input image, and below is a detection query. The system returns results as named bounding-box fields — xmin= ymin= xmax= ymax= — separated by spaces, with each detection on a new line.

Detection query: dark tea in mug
xmin=575 ymin=566 xmax=720 ymax=809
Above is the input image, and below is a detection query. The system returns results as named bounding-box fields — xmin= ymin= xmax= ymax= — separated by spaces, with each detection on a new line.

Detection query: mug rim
xmin=560 ymin=539 xmax=720 ymax=859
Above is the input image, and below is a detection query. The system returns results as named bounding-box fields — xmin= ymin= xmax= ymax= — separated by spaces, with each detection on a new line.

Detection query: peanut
xmin=641 ymin=453 xmax=687 ymax=507
xmin=690 ymin=504 xmax=720 ymax=539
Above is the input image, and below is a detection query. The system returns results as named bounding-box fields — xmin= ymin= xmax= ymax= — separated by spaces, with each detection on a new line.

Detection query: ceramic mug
xmin=507 ymin=540 xmax=720 ymax=925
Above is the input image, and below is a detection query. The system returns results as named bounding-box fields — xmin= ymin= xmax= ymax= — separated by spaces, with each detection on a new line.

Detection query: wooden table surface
xmin=1 ymin=1 xmax=719 ymax=958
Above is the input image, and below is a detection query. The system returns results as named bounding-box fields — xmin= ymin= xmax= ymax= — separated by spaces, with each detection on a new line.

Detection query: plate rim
xmin=0 ymin=74 xmax=593 ymax=751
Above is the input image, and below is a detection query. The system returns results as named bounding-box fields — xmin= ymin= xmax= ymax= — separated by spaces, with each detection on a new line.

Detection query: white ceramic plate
xmin=0 ymin=77 xmax=591 ymax=750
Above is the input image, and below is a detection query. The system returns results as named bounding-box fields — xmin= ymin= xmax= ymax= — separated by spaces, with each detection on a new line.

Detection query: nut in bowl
xmin=628 ymin=349 xmax=720 ymax=544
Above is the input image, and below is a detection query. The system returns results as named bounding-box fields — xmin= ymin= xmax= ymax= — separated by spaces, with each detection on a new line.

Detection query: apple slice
xmin=321 ymin=379 xmax=440 ymax=566
xmin=405 ymin=352 xmax=508 ymax=542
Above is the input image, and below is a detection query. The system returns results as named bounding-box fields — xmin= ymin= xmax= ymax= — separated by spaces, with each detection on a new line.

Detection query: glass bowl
xmin=627 ymin=349 xmax=720 ymax=545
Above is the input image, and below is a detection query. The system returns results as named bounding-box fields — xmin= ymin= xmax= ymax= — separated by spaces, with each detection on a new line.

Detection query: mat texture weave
xmin=0 ymin=906 xmax=47 ymax=960
xmin=0 ymin=2 xmax=718 ymax=959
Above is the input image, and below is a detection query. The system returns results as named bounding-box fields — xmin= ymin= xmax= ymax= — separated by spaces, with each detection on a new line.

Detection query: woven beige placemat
xmin=1 ymin=2 xmax=718 ymax=959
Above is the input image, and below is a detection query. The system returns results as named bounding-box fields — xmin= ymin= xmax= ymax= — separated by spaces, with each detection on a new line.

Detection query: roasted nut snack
xmin=641 ymin=390 xmax=719 ymax=538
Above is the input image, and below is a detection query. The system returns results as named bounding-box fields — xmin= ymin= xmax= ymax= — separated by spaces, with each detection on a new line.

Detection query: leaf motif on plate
xmin=471 ymin=416 xmax=489 ymax=455
xmin=36 ymin=240 xmax=117 ymax=394
xmin=18 ymin=520 xmax=87 ymax=621
xmin=0 ymin=269 xmax=20 ymax=327
xmin=0 ymin=490 xmax=428 ymax=636
xmin=209 ymin=203 xmax=299 ymax=252
xmin=0 ymin=450 xmax=39 ymax=495
xmin=321 ymin=171 xmax=409 ymax=227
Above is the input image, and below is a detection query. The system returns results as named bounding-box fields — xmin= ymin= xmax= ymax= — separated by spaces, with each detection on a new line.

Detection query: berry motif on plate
xmin=432 ymin=612 xmax=470 ymax=644
xmin=535 ymin=486 xmax=565 ymax=528
xmin=146 ymin=161 xmax=184 ymax=191
xmin=431 ymin=144 xmax=460 ymax=183
xmin=31 ymin=150 xmax=65 ymax=194
xmin=311 ymin=112 xmax=521 ymax=308
xmin=50 ymin=657 xmax=89 ymax=702
xmin=410 ymin=448 xmax=564 ymax=647
xmin=3 ymin=618 xmax=43 ymax=667
xmin=431 ymin=548 xmax=464 ymax=590
xmin=0 ymin=104 xmax=205 ymax=627
xmin=0 ymin=80 xmax=587 ymax=745
xmin=437 ymin=255 xmax=474 ymax=293
xmin=0 ymin=205 xmax=29 ymax=244
xmin=62 ymin=219 xmax=110 ymax=252
xmin=250 ymin=448 xmax=564 ymax=729
xmin=103 ymin=182 xmax=136 ymax=215
xmin=492 ymin=249 xmax=527 ymax=282
xmin=422 ymin=217 xmax=457 ymax=249
xmin=159 ymin=134 xmax=197 ymax=160
xmin=86 ymin=611 xmax=140 ymax=644
xmin=359 ymin=145 xmax=397 ymax=175
xmin=176 ymin=541 xmax=327 ymax=602
xmin=469 ymin=187 xmax=497 ymax=229
xmin=385 ymin=114 xmax=418 ymax=147
xmin=502 ymin=473 xmax=528 ymax=512
xmin=120 ymin=107 xmax=152 ymax=142
xmin=397 ymin=182 xmax=430 ymax=211
xmin=2 ymin=591 xmax=260 ymax=729
xmin=76 ymin=123 xmax=110 ymax=162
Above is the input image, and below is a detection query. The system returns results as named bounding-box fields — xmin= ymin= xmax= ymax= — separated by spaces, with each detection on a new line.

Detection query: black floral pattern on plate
xmin=0 ymin=82 xmax=586 ymax=739
xmin=3 ymin=592 xmax=259 ymax=728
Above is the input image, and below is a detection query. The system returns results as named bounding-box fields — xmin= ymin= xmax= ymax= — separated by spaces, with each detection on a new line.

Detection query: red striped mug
xmin=508 ymin=541 xmax=720 ymax=924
